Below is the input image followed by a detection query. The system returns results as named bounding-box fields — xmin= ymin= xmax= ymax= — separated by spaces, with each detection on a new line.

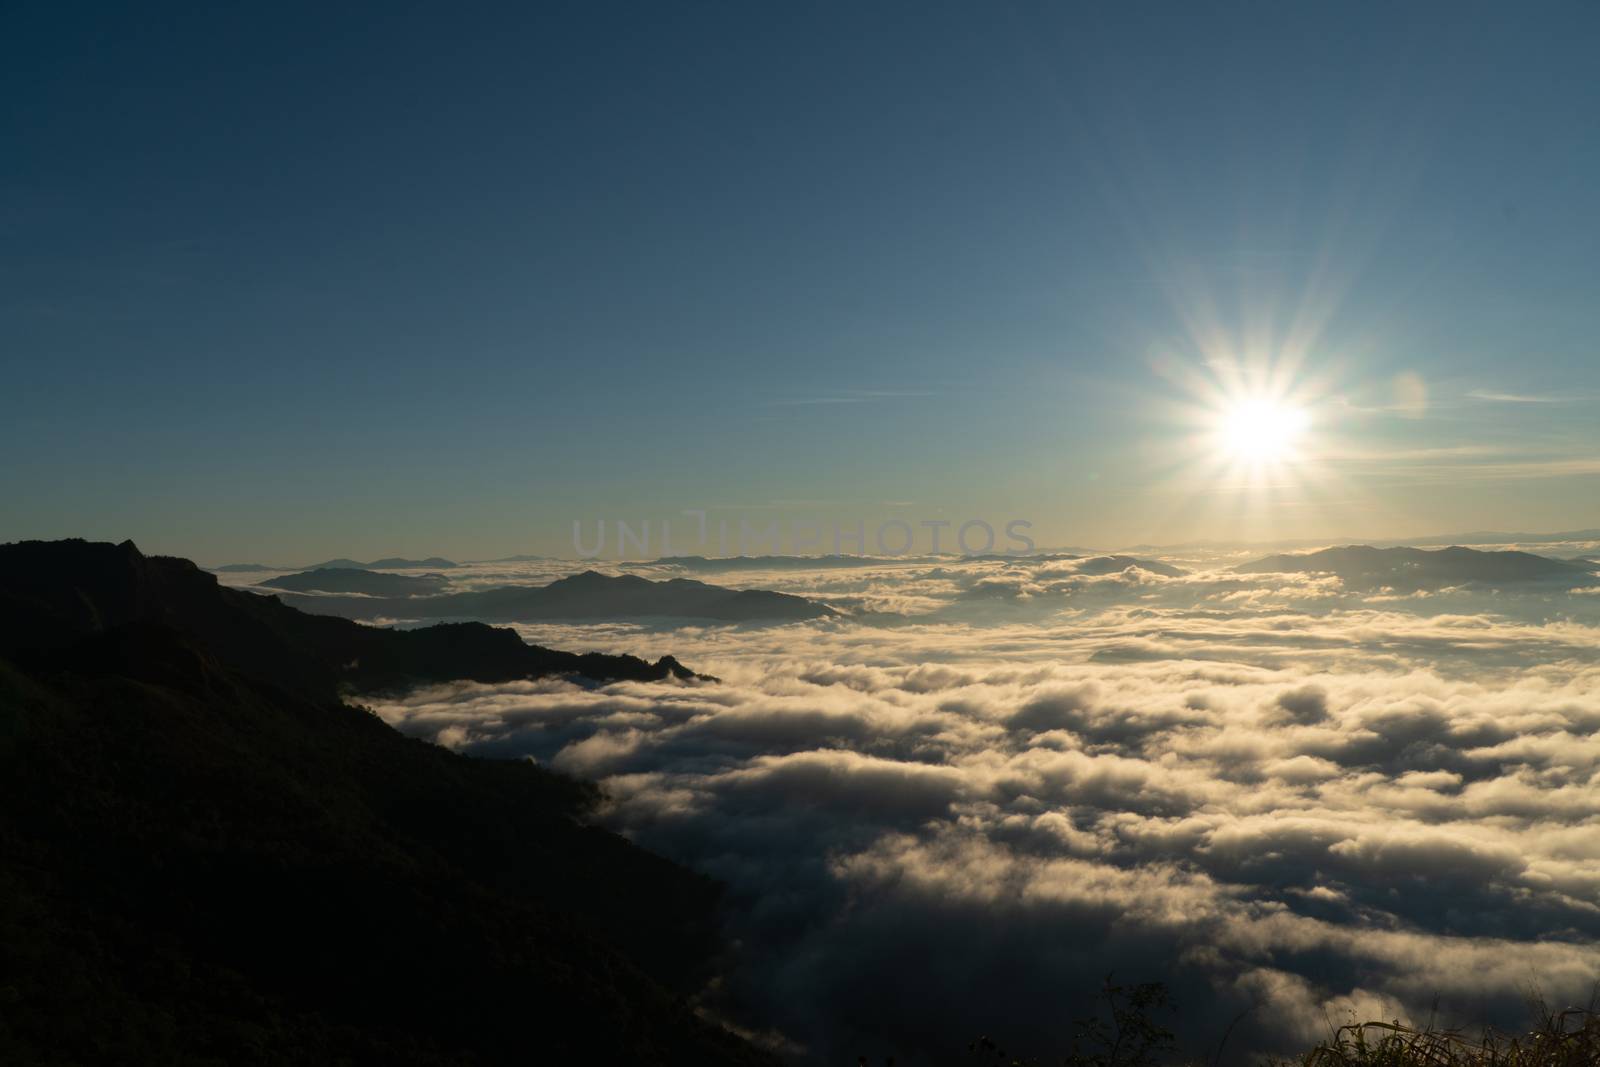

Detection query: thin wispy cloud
xmin=1466 ymin=389 xmax=1566 ymax=404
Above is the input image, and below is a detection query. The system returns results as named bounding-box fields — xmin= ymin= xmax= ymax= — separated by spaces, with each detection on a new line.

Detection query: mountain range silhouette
xmin=262 ymin=567 xmax=451 ymax=596
xmin=273 ymin=568 xmax=837 ymax=623
xmin=0 ymin=540 xmax=701 ymax=698
xmin=1235 ymin=544 xmax=1599 ymax=590
xmin=0 ymin=539 xmax=769 ymax=1064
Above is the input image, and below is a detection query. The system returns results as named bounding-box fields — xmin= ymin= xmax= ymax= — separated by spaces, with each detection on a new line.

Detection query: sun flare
xmin=1155 ymin=354 xmax=1337 ymax=519
xmin=1216 ymin=398 xmax=1309 ymax=464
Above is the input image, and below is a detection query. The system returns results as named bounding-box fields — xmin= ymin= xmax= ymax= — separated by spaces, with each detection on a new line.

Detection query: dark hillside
xmin=0 ymin=540 xmax=768 ymax=1065
xmin=0 ymin=539 xmax=699 ymax=700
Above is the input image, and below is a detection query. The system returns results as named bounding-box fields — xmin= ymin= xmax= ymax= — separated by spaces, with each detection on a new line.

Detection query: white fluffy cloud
xmin=364 ymin=554 xmax=1600 ymax=1063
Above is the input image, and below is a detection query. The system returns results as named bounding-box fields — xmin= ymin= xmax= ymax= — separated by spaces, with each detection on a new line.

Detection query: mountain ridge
xmin=262 ymin=567 xmax=451 ymax=596
xmin=0 ymin=542 xmax=773 ymax=1065
xmin=1234 ymin=544 xmax=1598 ymax=590
xmin=277 ymin=568 xmax=838 ymax=624
xmin=0 ymin=540 xmax=705 ymax=700
xmin=306 ymin=555 xmax=459 ymax=570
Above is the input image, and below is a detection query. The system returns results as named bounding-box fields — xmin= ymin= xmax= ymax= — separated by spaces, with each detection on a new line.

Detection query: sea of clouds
xmin=317 ymin=548 xmax=1600 ymax=1063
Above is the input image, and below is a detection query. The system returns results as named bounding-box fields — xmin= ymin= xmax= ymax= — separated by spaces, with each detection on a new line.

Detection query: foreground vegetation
xmin=966 ymin=978 xmax=1600 ymax=1067
xmin=1283 ymin=1009 xmax=1600 ymax=1067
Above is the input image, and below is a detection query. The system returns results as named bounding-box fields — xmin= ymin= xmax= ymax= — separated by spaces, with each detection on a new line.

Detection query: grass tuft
xmin=1283 ymin=1008 xmax=1600 ymax=1067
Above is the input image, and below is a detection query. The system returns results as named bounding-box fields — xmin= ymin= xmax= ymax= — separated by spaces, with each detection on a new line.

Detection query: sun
xmin=1150 ymin=350 xmax=1337 ymax=518
xmin=1216 ymin=398 xmax=1309 ymax=464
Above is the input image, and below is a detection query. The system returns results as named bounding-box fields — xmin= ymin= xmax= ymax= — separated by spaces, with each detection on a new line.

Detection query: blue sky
xmin=4 ymin=2 xmax=1597 ymax=561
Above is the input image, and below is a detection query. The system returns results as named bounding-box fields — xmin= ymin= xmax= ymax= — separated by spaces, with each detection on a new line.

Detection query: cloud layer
xmin=363 ymin=553 xmax=1600 ymax=1063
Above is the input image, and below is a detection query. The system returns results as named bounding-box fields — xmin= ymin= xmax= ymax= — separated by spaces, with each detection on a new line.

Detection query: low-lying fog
xmin=225 ymin=545 xmax=1600 ymax=1063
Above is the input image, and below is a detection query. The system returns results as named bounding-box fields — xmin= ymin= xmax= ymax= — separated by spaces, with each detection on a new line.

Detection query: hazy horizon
xmin=175 ymin=521 xmax=1600 ymax=571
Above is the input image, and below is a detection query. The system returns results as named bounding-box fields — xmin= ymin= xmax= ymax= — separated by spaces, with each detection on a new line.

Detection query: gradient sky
xmin=4 ymin=2 xmax=1598 ymax=562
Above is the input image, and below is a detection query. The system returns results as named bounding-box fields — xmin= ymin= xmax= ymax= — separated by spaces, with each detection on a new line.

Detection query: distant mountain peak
xmin=262 ymin=567 xmax=451 ymax=597
xmin=1234 ymin=543 xmax=1593 ymax=589
xmin=271 ymin=567 xmax=837 ymax=624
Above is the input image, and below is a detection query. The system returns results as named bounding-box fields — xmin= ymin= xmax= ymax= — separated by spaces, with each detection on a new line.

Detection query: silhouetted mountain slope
xmin=262 ymin=567 xmax=450 ymax=596
xmin=1374 ymin=527 xmax=1600 ymax=547
xmin=0 ymin=621 xmax=772 ymax=1066
xmin=0 ymin=540 xmax=700 ymax=702
xmin=1235 ymin=544 xmax=1595 ymax=590
xmin=307 ymin=556 xmax=459 ymax=570
xmin=278 ymin=569 xmax=837 ymax=624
